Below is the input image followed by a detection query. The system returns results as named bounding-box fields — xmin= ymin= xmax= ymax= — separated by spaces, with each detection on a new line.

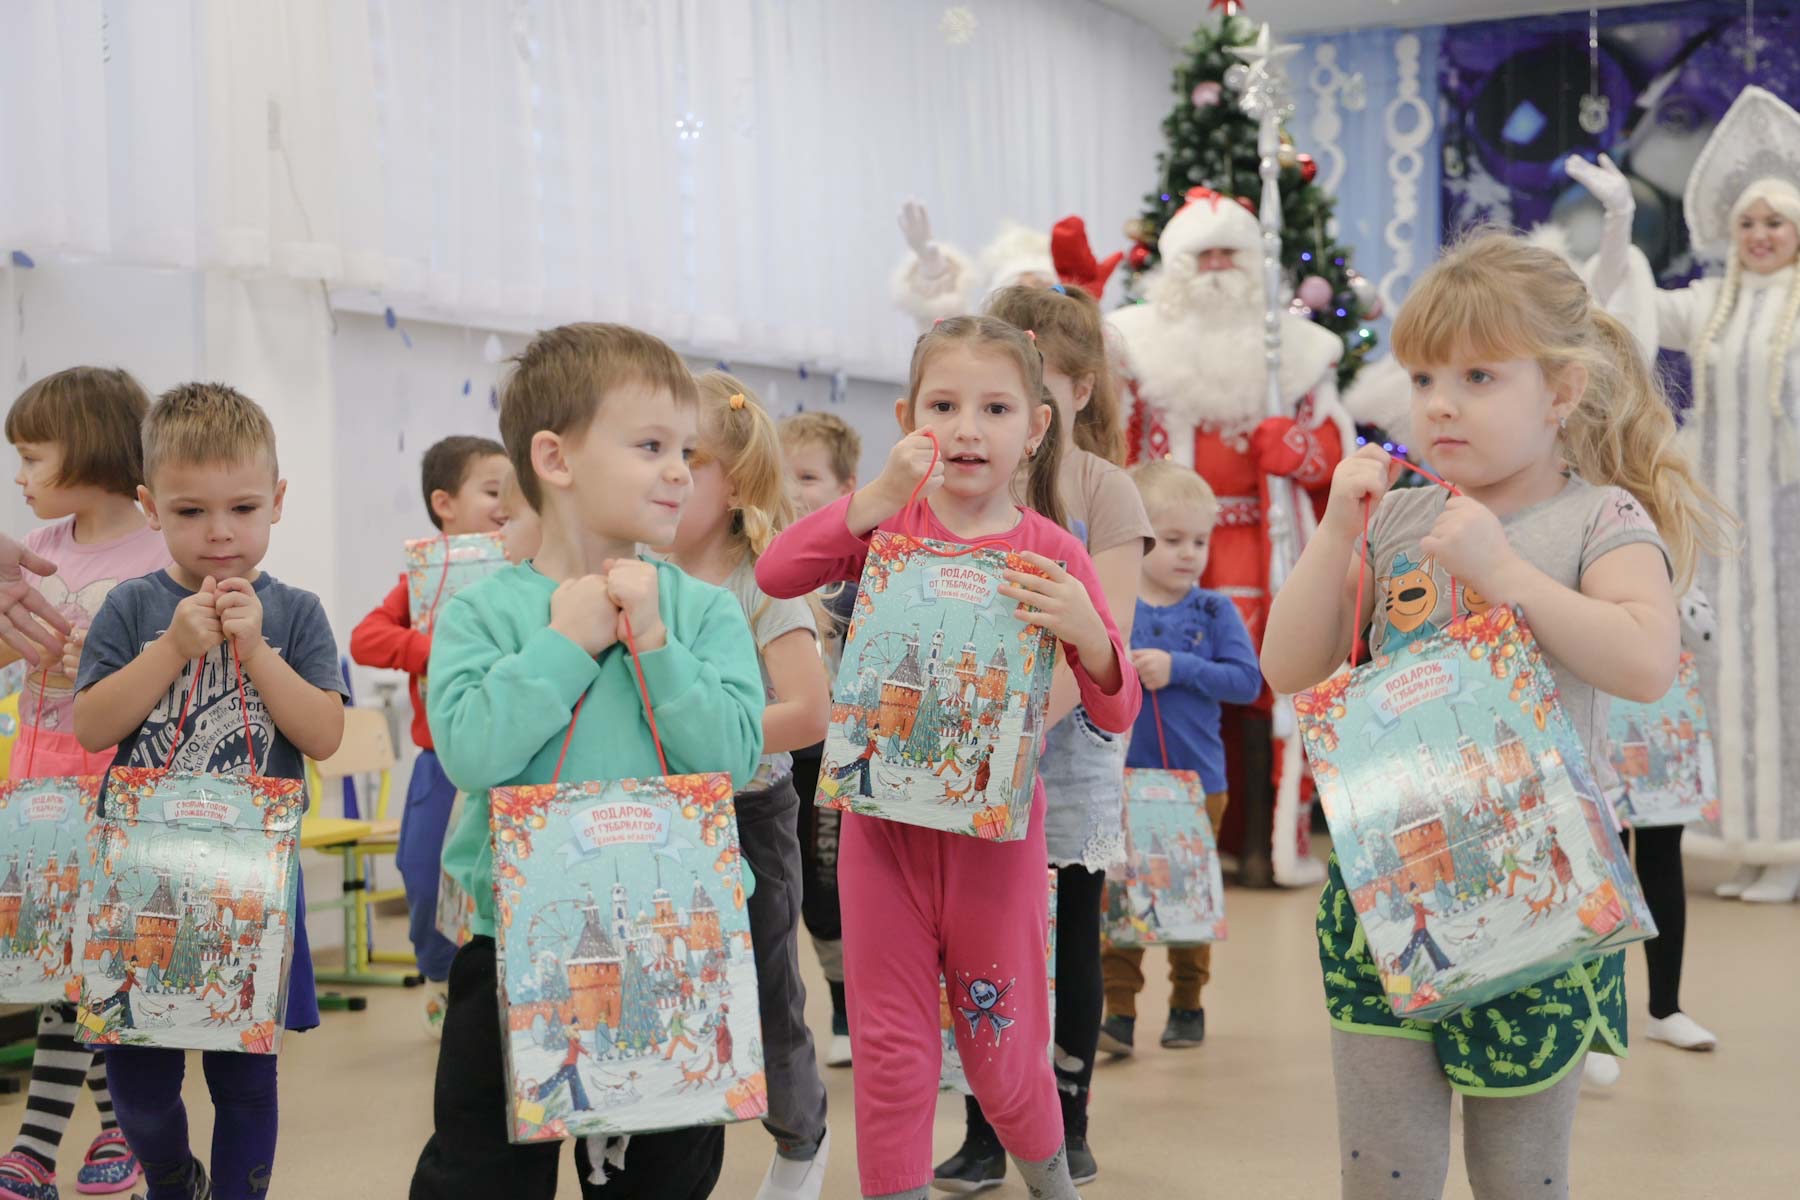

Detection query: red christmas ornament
xmin=1296 ymin=153 xmax=1317 ymax=184
xmin=1128 ymin=244 xmax=1151 ymax=269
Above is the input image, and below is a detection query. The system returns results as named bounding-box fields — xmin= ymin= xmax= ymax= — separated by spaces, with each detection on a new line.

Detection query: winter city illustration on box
xmin=1602 ymin=652 xmax=1717 ymax=828
xmin=940 ymin=867 xmax=1057 ymax=1094
xmin=1105 ymin=770 xmax=1227 ymax=947
xmin=489 ymin=774 xmax=766 ymax=1142
xmin=0 ymin=776 xmax=101 ymax=1004
xmin=815 ymin=533 xmax=1058 ymax=841
xmin=405 ymin=531 xmax=508 ymax=631
xmin=69 ymin=768 xmax=306 ymax=1054
xmin=1296 ymin=607 xmax=1653 ymax=1019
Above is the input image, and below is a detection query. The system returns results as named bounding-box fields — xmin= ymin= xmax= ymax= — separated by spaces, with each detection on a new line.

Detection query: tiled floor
xmin=6 ymin=855 xmax=1795 ymax=1198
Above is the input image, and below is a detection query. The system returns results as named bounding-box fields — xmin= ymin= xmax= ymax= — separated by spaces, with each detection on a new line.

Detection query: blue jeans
xmin=396 ymin=750 xmax=459 ymax=981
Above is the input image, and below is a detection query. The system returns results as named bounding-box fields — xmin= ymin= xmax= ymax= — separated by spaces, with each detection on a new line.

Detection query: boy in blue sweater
xmin=1100 ymin=462 xmax=1262 ymax=1055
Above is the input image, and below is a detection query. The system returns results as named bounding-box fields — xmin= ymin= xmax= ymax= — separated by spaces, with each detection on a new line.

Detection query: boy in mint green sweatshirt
xmin=409 ymin=323 xmax=764 ymax=1200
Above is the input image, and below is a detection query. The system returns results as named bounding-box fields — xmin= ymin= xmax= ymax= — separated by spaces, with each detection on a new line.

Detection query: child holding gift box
xmin=74 ymin=383 xmax=347 ymax=1200
xmin=0 ymin=368 xmax=169 ymax=1200
xmin=777 ymin=410 xmax=859 ymax=1068
xmin=1099 ymin=461 xmax=1261 ymax=1059
xmin=409 ymin=323 xmax=763 ymax=1200
xmin=936 ymin=283 xmax=1154 ymax=1190
xmin=658 ymin=376 xmax=832 ymax=1200
xmin=1263 ymin=233 xmax=1728 ymax=1200
xmin=349 ymin=435 xmax=508 ymax=1035
xmin=758 ymin=315 xmax=1140 ymax=1200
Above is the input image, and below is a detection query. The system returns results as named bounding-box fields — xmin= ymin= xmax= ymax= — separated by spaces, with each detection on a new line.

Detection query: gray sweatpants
xmin=739 ymin=776 xmax=830 ymax=1157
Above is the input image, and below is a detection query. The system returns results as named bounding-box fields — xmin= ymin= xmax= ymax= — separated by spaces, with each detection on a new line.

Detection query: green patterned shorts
xmin=1318 ymin=856 xmax=1626 ymax=1096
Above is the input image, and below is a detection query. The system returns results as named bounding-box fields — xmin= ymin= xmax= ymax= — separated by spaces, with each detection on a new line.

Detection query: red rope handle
xmin=164 ymin=641 xmax=257 ymax=772
xmin=1349 ymin=464 xmax=1466 ymax=669
xmin=22 ymin=664 xmax=51 ymax=777
xmin=898 ymin=429 xmax=1021 ymax=558
xmin=550 ymin=610 xmax=668 ymax=784
xmin=422 ymin=531 xmax=454 ymax=629
xmin=1149 ymin=688 xmax=1170 ymax=771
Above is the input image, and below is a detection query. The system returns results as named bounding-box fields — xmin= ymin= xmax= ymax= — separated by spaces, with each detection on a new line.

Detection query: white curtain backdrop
xmin=1 ymin=0 xmax=1172 ymax=379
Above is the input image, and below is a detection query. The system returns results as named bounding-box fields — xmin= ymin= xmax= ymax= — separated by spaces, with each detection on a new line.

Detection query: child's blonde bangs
xmin=1390 ymin=255 xmax=1544 ymax=372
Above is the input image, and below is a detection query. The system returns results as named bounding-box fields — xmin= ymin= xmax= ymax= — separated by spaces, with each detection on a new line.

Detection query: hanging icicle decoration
xmin=1578 ymin=9 xmax=1610 ymax=135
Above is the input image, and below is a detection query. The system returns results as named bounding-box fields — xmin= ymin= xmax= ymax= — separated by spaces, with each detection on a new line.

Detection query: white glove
xmin=1565 ymin=154 xmax=1633 ymax=214
xmin=1564 ymin=155 xmax=1635 ymax=302
xmin=898 ymin=200 xmax=950 ymax=282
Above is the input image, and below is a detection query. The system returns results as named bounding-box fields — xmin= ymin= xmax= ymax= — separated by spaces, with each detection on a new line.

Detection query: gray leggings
xmin=1330 ymin=1029 xmax=1584 ymax=1200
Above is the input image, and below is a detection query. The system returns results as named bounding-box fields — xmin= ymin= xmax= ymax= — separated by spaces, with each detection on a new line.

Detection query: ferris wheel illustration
xmin=526 ymin=897 xmax=596 ymax=964
xmin=856 ymin=631 xmax=916 ymax=681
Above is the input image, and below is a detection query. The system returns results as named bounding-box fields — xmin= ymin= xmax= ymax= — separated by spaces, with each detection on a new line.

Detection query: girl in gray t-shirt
xmin=1264 ymin=233 xmax=1728 ymax=1200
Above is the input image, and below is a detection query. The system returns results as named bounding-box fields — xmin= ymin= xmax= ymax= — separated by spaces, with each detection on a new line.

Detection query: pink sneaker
xmin=0 ymin=1151 xmax=58 ymax=1200
xmin=74 ymin=1133 xmax=139 ymax=1196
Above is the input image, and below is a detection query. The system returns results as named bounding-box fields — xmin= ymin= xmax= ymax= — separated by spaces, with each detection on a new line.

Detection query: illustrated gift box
xmin=1295 ymin=606 xmax=1654 ymax=1020
xmin=0 ymin=776 xmax=102 ymax=1004
xmin=70 ymin=765 xmax=306 ymax=1053
xmin=939 ymin=867 xmax=1057 ymax=1094
xmin=490 ymin=772 xmax=765 ymax=1142
xmin=814 ymin=532 xmax=1057 ymax=841
xmin=405 ymin=531 xmax=508 ymax=633
xmin=1104 ymin=769 xmax=1228 ymax=948
xmin=1602 ymin=652 xmax=1716 ymax=828
xmin=434 ymin=793 xmax=475 ymax=948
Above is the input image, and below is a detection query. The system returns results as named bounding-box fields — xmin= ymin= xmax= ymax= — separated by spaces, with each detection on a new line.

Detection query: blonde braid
xmin=1688 ymin=254 xmax=1742 ymax=427
xmin=1765 ymin=267 xmax=1800 ymax=426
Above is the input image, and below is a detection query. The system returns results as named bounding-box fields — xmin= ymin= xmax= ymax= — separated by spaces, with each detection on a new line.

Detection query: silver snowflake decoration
xmin=1578 ymin=93 xmax=1610 ymax=136
xmin=941 ymin=6 xmax=978 ymax=46
xmin=1342 ymin=72 xmax=1368 ymax=113
xmin=1229 ymin=24 xmax=1300 ymax=122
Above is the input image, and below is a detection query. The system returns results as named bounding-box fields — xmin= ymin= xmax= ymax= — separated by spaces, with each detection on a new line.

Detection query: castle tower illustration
xmin=953 ymin=640 xmax=980 ymax=702
xmin=926 ymin=625 xmax=946 ymax=680
xmin=650 ymin=862 xmax=682 ymax=958
xmin=1620 ymin=719 xmax=1652 ymax=779
xmin=0 ymin=856 xmax=22 ymax=940
xmin=685 ymin=879 xmax=723 ymax=953
xmin=1454 ymin=711 xmax=1489 ymax=780
xmin=133 ymin=872 xmax=180 ymax=971
xmin=1493 ymin=715 xmax=1532 ymax=785
xmin=1391 ymin=791 xmax=1455 ymax=896
xmin=875 ymin=634 xmax=926 ymax=740
xmin=86 ymin=878 xmax=131 ymax=963
xmin=564 ymin=891 xmax=623 ymax=1030
xmin=978 ymin=645 xmax=1009 ymax=706
xmin=610 ymin=865 xmax=631 ymax=948
xmin=1146 ymin=833 xmax=1173 ymax=890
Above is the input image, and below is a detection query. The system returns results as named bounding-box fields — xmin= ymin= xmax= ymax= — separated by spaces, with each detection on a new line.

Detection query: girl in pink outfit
xmin=758 ymin=316 xmax=1140 ymax=1200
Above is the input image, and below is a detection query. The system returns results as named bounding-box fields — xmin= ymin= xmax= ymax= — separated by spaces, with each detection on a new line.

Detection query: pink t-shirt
xmin=19 ymin=518 xmax=171 ymax=736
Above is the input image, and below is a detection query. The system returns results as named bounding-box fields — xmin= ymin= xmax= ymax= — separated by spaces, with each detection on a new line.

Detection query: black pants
xmin=966 ymin=863 xmax=1107 ymax=1144
xmin=789 ymin=746 xmax=844 ymax=945
xmin=1621 ymin=825 xmax=1686 ymax=1020
xmin=409 ymin=938 xmax=724 ymax=1200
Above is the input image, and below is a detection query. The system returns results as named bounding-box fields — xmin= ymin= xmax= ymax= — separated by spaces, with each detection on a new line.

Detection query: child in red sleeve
xmin=349 ymin=435 xmax=507 ymax=1034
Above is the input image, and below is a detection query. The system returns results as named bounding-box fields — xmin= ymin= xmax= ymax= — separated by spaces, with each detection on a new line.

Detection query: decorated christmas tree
xmin=615 ymin=943 xmax=663 ymax=1055
xmin=903 ymin=680 xmax=946 ymax=765
xmin=164 ymin=907 xmax=204 ymax=992
xmin=1125 ymin=13 xmax=1379 ymax=388
xmin=11 ymin=887 xmax=39 ymax=956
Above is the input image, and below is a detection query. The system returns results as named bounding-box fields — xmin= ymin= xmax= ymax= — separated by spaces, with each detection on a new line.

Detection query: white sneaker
xmin=1714 ymin=865 xmax=1760 ymax=898
xmin=825 ymin=1034 xmax=852 ymax=1068
xmin=757 ymin=1129 xmax=829 ymax=1200
xmin=1741 ymin=863 xmax=1800 ymax=904
xmin=1646 ymin=1012 xmax=1718 ymax=1051
xmin=423 ymin=987 xmax=449 ymax=1040
xmin=1276 ymin=855 xmax=1329 ymax=887
xmin=1582 ymin=1053 xmax=1621 ymax=1087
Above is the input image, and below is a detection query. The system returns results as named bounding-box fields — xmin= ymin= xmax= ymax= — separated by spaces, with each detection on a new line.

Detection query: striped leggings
xmin=11 ymin=1003 xmax=115 ymax=1172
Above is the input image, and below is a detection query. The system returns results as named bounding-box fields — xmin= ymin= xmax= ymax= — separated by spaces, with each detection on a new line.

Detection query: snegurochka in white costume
xmin=1573 ymin=86 xmax=1800 ymax=904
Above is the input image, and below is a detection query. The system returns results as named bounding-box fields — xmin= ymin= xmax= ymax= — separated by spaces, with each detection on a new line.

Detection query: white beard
xmin=1122 ymin=266 xmax=1270 ymax=430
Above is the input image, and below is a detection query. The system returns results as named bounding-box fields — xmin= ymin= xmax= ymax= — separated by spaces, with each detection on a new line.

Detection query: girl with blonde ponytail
xmin=655 ymin=372 xmax=835 ymax=1195
xmin=1573 ymin=135 xmax=1800 ymax=904
xmin=1265 ymin=229 xmax=1727 ymax=1200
